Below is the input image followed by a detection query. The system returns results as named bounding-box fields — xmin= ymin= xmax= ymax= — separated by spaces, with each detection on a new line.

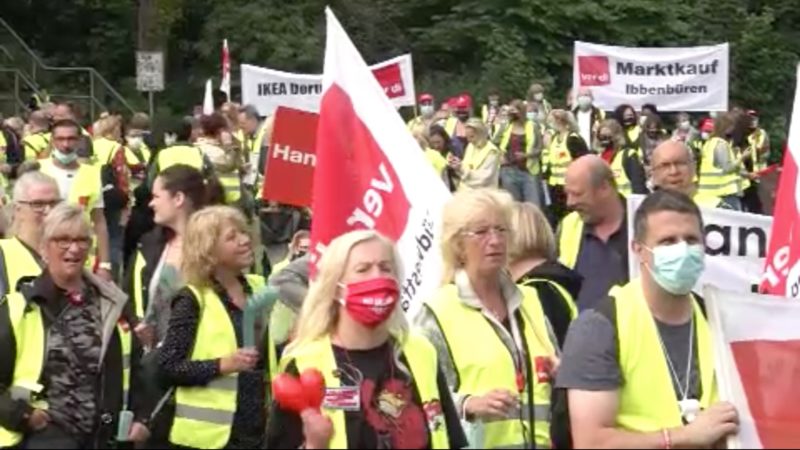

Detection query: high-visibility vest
xmin=406 ymin=116 xmax=425 ymax=132
xmin=546 ymin=132 xmax=579 ymax=186
xmin=157 ymin=145 xmax=205 ymax=173
xmin=499 ymin=121 xmax=541 ymax=175
xmin=0 ymin=238 xmax=42 ymax=297
xmin=285 ymin=332 xmax=450 ymax=449
xmin=608 ymin=278 xmax=716 ymax=431
xmin=461 ymin=141 xmax=500 ymax=190
xmin=169 ymin=274 xmax=278 ymax=449
xmin=624 ymin=125 xmax=641 ymax=147
xmin=130 ymin=251 xmax=148 ymax=318
xmin=425 ymin=148 xmax=448 ymax=178
xmin=424 ymin=284 xmax=554 ymax=449
xmin=519 ymin=277 xmax=578 ymax=321
xmin=610 ymin=147 xmax=642 ymax=197
xmin=692 ymin=191 xmax=724 ymax=209
xmin=0 ymin=292 xmax=132 ymax=447
xmin=557 ymin=211 xmax=584 ymax=270
xmin=748 ymin=129 xmax=768 ymax=172
xmin=443 ymin=117 xmax=458 ymax=137
xmin=241 ymin=124 xmax=268 ymax=169
xmin=93 ymin=137 xmax=122 ymax=166
xmin=22 ymin=132 xmax=50 ymax=161
xmin=698 ymin=137 xmax=740 ymax=197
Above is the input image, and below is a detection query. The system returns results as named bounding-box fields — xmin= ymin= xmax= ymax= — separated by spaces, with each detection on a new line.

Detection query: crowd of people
xmin=0 ymin=79 xmax=776 ymax=448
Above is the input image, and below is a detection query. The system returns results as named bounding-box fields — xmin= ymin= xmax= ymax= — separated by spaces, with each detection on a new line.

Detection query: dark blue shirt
xmin=573 ymin=210 xmax=629 ymax=310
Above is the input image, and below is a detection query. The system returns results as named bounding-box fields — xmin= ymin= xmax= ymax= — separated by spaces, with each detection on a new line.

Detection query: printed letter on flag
xmin=761 ymin=64 xmax=800 ymax=297
xmin=706 ymin=286 xmax=800 ymax=448
xmin=310 ymin=8 xmax=450 ymax=315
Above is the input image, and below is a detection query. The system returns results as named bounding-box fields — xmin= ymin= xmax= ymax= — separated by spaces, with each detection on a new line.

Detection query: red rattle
xmin=273 ymin=368 xmax=326 ymax=413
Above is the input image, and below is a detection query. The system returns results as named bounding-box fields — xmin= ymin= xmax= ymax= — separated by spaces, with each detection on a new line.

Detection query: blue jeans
xmin=500 ymin=166 xmax=542 ymax=206
xmin=722 ymin=195 xmax=743 ymax=211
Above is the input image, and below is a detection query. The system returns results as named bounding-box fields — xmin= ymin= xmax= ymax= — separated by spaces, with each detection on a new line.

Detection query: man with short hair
xmin=237 ymin=105 xmax=270 ymax=190
xmin=572 ymin=87 xmax=605 ymax=149
xmin=557 ymin=190 xmax=739 ymax=449
xmin=40 ymin=119 xmax=112 ymax=281
xmin=558 ymin=155 xmax=628 ymax=309
xmin=651 ymin=140 xmax=727 ymax=208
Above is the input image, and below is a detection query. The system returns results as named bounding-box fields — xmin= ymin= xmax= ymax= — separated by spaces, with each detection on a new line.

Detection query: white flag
xmin=221 ymin=39 xmax=231 ymax=101
xmin=203 ymin=78 xmax=214 ymax=115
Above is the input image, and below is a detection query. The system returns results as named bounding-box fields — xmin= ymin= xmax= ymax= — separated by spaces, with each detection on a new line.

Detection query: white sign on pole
xmin=136 ymin=51 xmax=164 ymax=92
xmin=573 ymin=41 xmax=729 ymax=112
xmin=241 ymin=54 xmax=416 ymax=116
xmin=627 ymin=194 xmax=772 ymax=294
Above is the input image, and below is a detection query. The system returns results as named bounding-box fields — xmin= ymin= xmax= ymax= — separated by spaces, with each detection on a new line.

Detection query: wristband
xmin=99 ymin=262 xmax=113 ymax=271
xmin=661 ymin=429 xmax=672 ymax=449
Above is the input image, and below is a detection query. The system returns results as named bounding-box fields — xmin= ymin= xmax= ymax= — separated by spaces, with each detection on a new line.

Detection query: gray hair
xmin=41 ymin=203 xmax=91 ymax=244
xmin=13 ymin=171 xmax=58 ymax=203
xmin=238 ymin=104 xmax=260 ymax=121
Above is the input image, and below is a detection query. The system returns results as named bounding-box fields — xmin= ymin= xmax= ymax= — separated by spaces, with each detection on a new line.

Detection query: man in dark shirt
xmin=560 ymin=155 xmax=629 ymax=310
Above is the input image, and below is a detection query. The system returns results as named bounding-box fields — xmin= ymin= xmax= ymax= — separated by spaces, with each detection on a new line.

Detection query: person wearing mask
xmin=496 ymin=99 xmax=542 ymax=204
xmin=597 ymin=119 xmax=647 ymax=197
xmin=417 ymin=188 xmax=558 ymax=449
xmin=508 ymin=201 xmax=581 ymax=347
xmin=572 ymin=87 xmax=605 ymax=150
xmin=268 ymin=230 xmax=466 ymax=449
xmin=40 ymin=119 xmax=113 ymax=282
xmin=0 ymin=203 xmax=150 ymax=448
xmin=544 ymin=109 xmax=589 ymax=222
xmin=22 ymin=111 xmax=52 ymax=161
xmin=196 ymin=113 xmax=243 ymax=206
xmin=124 ymin=113 xmax=154 ymax=191
xmin=698 ymin=112 xmax=749 ymax=210
xmin=271 ymin=229 xmax=311 ymax=277
xmin=641 ymin=103 xmax=659 ymax=125
xmin=158 ymin=205 xmax=279 ymax=449
xmin=428 ymin=125 xmax=460 ymax=191
xmin=481 ymin=90 xmax=502 ymax=137
xmin=671 ymin=113 xmax=698 ymax=145
xmin=152 ymin=117 xmax=208 ymax=180
xmin=743 ymin=110 xmax=769 ymax=214
xmin=613 ymin=104 xmax=641 ymax=149
xmin=558 ymin=155 xmax=629 ymax=310
xmin=640 ymin=113 xmax=669 ymax=166
xmin=0 ymin=171 xmax=60 ymax=297
xmin=650 ymin=140 xmax=727 ymax=208
xmin=527 ymin=83 xmax=552 ymax=122
xmin=449 ymin=118 xmax=501 ymax=190
xmin=408 ymin=93 xmax=438 ymax=132
xmin=124 ymin=165 xmax=225 ymax=346
xmin=556 ymin=190 xmax=739 ymax=449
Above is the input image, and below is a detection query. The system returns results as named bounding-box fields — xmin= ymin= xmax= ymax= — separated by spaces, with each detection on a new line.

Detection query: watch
xmin=98 ymin=262 xmax=113 ymax=271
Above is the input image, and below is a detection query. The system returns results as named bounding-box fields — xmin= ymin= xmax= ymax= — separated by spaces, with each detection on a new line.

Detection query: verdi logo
xmin=578 ymin=56 xmax=610 ymax=86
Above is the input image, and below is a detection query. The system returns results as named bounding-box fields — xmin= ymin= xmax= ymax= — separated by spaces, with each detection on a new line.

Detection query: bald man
xmin=558 ymin=155 xmax=629 ymax=309
xmin=651 ymin=140 xmax=727 ymax=209
xmin=572 ymin=87 xmax=605 ymax=149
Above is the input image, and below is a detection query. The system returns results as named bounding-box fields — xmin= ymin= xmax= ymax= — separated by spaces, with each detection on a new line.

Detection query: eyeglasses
xmin=462 ymin=225 xmax=509 ymax=240
xmin=653 ymin=160 xmax=691 ymax=173
xmin=51 ymin=236 xmax=92 ymax=250
xmin=18 ymin=199 xmax=61 ymax=213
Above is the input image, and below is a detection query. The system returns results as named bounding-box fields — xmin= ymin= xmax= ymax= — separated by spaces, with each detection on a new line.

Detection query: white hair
xmin=12 ymin=171 xmax=58 ymax=203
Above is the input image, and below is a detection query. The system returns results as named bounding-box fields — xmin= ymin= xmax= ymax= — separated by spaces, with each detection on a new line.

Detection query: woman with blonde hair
xmin=544 ymin=109 xmax=589 ymax=222
xmin=448 ymin=118 xmax=501 ymax=190
xmin=508 ymin=201 xmax=582 ymax=347
xmin=416 ymin=188 xmax=558 ymax=449
xmin=157 ymin=205 xmax=278 ymax=449
xmin=267 ymin=230 xmax=466 ymax=450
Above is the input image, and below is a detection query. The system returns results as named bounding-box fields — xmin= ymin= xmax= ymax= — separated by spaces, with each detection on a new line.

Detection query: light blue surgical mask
xmin=526 ymin=111 xmax=536 ymax=122
xmin=644 ymin=241 xmax=705 ymax=295
xmin=53 ymin=148 xmax=78 ymax=165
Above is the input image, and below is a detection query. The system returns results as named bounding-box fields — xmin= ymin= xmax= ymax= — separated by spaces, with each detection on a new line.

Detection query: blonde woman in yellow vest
xmin=698 ymin=113 xmax=749 ymax=210
xmin=449 ymin=118 xmax=501 ymax=190
xmin=0 ymin=172 xmax=60 ymax=297
xmin=545 ymin=109 xmax=590 ymax=222
xmin=557 ymin=190 xmax=738 ymax=449
xmin=597 ymin=119 xmax=648 ymax=197
xmin=268 ymin=230 xmax=465 ymax=449
xmin=495 ymin=99 xmax=543 ymax=204
xmin=158 ymin=206 xmax=279 ymax=449
xmin=416 ymin=188 xmax=558 ymax=449
xmin=650 ymin=141 xmax=729 ymax=209
xmin=0 ymin=204 xmax=150 ymax=447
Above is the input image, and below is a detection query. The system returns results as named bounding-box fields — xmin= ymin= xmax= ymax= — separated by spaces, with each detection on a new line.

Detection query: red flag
xmin=707 ymin=286 xmax=800 ymax=448
xmin=310 ymin=8 xmax=450 ymax=314
xmin=221 ymin=39 xmax=231 ymax=101
xmin=761 ymin=65 xmax=800 ymax=296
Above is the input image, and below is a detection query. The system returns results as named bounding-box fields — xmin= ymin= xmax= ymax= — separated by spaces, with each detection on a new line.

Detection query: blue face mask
xmin=53 ymin=148 xmax=78 ymax=165
xmin=645 ymin=241 xmax=705 ymax=295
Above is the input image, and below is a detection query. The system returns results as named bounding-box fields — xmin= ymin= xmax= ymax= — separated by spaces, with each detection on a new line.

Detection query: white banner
xmin=627 ymin=195 xmax=772 ymax=293
xmin=573 ymin=41 xmax=729 ymax=112
xmin=241 ymin=54 xmax=416 ymax=116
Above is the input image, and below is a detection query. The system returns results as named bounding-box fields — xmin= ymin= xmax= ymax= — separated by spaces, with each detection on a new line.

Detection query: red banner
xmin=372 ymin=62 xmax=405 ymax=99
xmin=261 ymin=106 xmax=318 ymax=207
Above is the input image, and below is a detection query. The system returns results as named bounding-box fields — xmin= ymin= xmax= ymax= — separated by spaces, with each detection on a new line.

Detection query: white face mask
xmin=577 ymin=96 xmax=592 ymax=109
xmin=701 ymin=132 xmax=710 ymax=140
xmin=533 ymin=93 xmax=544 ymax=101
xmin=126 ymin=135 xmax=143 ymax=150
xmin=420 ymin=104 xmax=434 ymax=117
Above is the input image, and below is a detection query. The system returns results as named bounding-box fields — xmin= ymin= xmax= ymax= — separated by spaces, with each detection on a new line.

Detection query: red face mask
xmin=339 ymin=277 xmax=400 ymax=328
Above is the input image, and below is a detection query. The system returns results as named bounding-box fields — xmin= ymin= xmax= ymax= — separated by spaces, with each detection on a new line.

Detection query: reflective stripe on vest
xmin=521 ymin=278 xmax=578 ymax=321
xmin=557 ymin=212 xmax=584 ymax=270
xmin=748 ymin=129 xmax=767 ymax=171
xmin=610 ymin=279 xmax=716 ymax=431
xmin=131 ymin=252 xmax=146 ymax=318
xmin=0 ymin=238 xmax=43 ymax=297
xmin=547 ymin=132 xmax=578 ymax=186
xmin=424 ymin=284 xmax=554 ymax=448
xmin=170 ymin=274 xmax=276 ymax=448
xmin=610 ymin=147 xmax=641 ymax=197
xmin=218 ymin=173 xmax=242 ymax=203
xmin=158 ymin=145 xmax=204 ymax=172
xmin=120 ymin=325 xmax=133 ymax=410
xmin=698 ymin=137 xmax=740 ymax=197
xmin=286 ymin=332 xmax=450 ymax=450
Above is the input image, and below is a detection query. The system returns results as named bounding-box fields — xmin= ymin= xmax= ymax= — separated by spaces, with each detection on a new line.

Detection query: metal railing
xmin=0 ymin=67 xmax=42 ymax=117
xmin=0 ymin=16 xmax=134 ymax=119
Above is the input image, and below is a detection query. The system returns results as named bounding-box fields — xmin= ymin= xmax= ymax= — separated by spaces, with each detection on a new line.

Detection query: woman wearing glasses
xmin=416 ymin=188 xmax=558 ymax=449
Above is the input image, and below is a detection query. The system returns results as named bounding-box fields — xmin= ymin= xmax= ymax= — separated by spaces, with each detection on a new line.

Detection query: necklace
xmin=656 ymin=314 xmax=698 ymax=423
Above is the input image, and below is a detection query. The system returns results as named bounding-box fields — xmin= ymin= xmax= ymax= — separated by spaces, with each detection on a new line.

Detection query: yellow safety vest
xmin=157 ymin=145 xmax=205 ymax=173
xmin=748 ymin=129 xmax=768 ymax=172
xmin=461 ymin=141 xmax=500 ymax=190
xmin=130 ymin=251 xmax=147 ymax=318
xmin=699 ymin=137 xmax=740 ymax=198
xmin=22 ymin=132 xmax=50 ymax=161
xmin=557 ymin=211 xmax=584 ymax=270
xmin=169 ymin=274 xmax=278 ymax=449
xmin=610 ymin=147 xmax=642 ymax=197
xmin=443 ymin=117 xmax=458 ymax=137
xmin=0 ymin=238 xmax=42 ymax=296
xmin=406 ymin=116 xmax=425 ymax=132
xmin=0 ymin=292 xmax=132 ymax=447
xmin=285 ymin=332 xmax=450 ymax=450
xmin=692 ymin=191 xmax=723 ymax=209
xmin=424 ymin=284 xmax=554 ymax=449
xmin=93 ymin=137 xmax=122 ymax=165
xmin=625 ymin=125 xmax=641 ymax=146
xmin=609 ymin=279 xmax=716 ymax=431
xmin=425 ymin=148 xmax=448 ymax=178
xmin=547 ymin=132 xmax=579 ymax=186
xmin=499 ymin=121 xmax=541 ymax=175
xmin=520 ymin=277 xmax=578 ymax=321
xmin=216 ymin=170 xmax=242 ymax=204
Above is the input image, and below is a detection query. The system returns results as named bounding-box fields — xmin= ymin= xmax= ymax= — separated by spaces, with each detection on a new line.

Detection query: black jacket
xmin=0 ymin=270 xmax=148 ymax=448
xmin=519 ymin=260 xmax=583 ymax=348
xmin=123 ymin=226 xmax=170 ymax=317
